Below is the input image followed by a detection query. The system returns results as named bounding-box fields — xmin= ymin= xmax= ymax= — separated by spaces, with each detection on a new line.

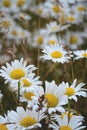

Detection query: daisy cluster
xmin=0 ymin=58 xmax=86 ymax=130
xmin=0 ymin=0 xmax=87 ymax=130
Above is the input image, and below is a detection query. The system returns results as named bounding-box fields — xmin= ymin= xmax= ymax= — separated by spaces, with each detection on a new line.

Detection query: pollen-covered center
xmin=77 ymin=6 xmax=85 ymax=12
xmin=70 ymin=35 xmax=78 ymax=44
xmin=2 ymin=21 xmax=10 ymax=29
xmin=51 ymin=51 xmax=62 ymax=58
xmin=67 ymin=16 xmax=75 ymax=22
xmin=17 ymin=0 xmax=25 ymax=7
xmin=82 ymin=52 xmax=87 ymax=57
xmin=20 ymin=116 xmax=37 ymax=127
xmin=48 ymin=40 xmax=56 ymax=45
xmin=52 ymin=5 xmax=61 ymax=13
xmin=2 ymin=0 xmax=11 ymax=7
xmin=10 ymin=69 xmax=25 ymax=80
xmin=60 ymin=125 xmax=72 ymax=130
xmin=0 ymin=124 xmax=8 ymax=130
xmin=22 ymin=79 xmax=32 ymax=87
xmin=11 ymin=30 xmax=18 ymax=36
xmin=45 ymin=93 xmax=58 ymax=108
xmin=51 ymin=26 xmax=58 ymax=31
xmin=37 ymin=36 xmax=43 ymax=45
xmin=24 ymin=92 xmax=35 ymax=100
xmin=65 ymin=87 xmax=75 ymax=97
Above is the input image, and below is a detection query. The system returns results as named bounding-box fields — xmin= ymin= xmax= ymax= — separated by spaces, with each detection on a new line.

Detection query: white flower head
xmin=49 ymin=115 xmax=85 ymax=130
xmin=7 ymin=107 xmax=45 ymax=130
xmin=0 ymin=58 xmax=36 ymax=84
xmin=62 ymin=79 xmax=87 ymax=102
xmin=41 ymin=44 xmax=70 ymax=63
xmin=73 ymin=50 xmax=87 ymax=60
xmin=44 ymin=80 xmax=68 ymax=113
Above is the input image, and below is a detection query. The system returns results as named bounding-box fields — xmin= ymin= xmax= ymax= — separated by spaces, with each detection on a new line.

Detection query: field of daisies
xmin=0 ymin=0 xmax=87 ymax=130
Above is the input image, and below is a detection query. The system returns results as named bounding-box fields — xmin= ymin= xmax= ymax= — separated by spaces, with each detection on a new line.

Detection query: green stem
xmin=18 ymin=81 xmax=20 ymax=106
xmin=68 ymin=98 xmax=70 ymax=122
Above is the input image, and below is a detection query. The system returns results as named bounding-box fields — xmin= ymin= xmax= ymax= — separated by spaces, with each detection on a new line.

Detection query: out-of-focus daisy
xmin=0 ymin=58 xmax=36 ymax=84
xmin=46 ymin=34 xmax=58 ymax=45
xmin=44 ymin=80 xmax=68 ymax=113
xmin=45 ymin=2 xmax=63 ymax=19
xmin=7 ymin=107 xmax=45 ymax=130
xmin=62 ymin=79 xmax=87 ymax=102
xmin=0 ymin=55 xmax=11 ymax=65
xmin=31 ymin=29 xmax=48 ymax=48
xmin=49 ymin=115 xmax=85 ymax=130
xmin=73 ymin=50 xmax=87 ymax=60
xmin=20 ymin=86 xmax=44 ymax=110
xmin=65 ymin=31 xmax=83 ymax=50
xmin=46 ymin=21 xmax=69 ymax=34
xmin=41 ymin=44 xmax=70 ymax=63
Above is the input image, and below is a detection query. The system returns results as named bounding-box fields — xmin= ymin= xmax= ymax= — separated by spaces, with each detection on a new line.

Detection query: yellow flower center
xmin=52 ymin=5 xmax=61 ymax=13
xmin=67 ymin=16 xmax=75 ymax=22
xmin=60 ymin=126 xmax=72 ymax=130
xmin=24 ymin=92 xmax=35 ymax=100
xmin=65 ymin=87 xmax=75 ymax=97
xmin=61 ymin=112 xmax=73 ymax=119
xmin=37 ymin=9 xmax=43 ymax=15
xmin=17 ymin=0 xmax=25 ymax=7
xmin=2 ymin=21 xmax=10 ymax=29
xmin=22 ymin=79 xmax=32 ymax=87
xmin=51 ymin=26 xmax=58 ymax=31
xmin=37 ymin=36 xmax=43 ymax=45
xmin=82 ymin=53 xmax=87 ymax=57
xmin=70 ymin=35 xmax=78 ymax=44
xmin=10 ymin=69 xmax=25 ymax=80
xmin=0 ymin=124 xmax=8 ymax=130
xmin=77 ymin=6 xmax=85 ymax=12
xmin=20 ymin=116 xmax=37 ymax=127
xmin=48 ymin=40 xmax=56 ymax=45
xmin=51 ymin=51 xmax=62 ymax=58
xmin=11 ymin=30 xmax=18 ymax=36
xmin=45 ymin=93 xmax=58 ymax=108
xmin=2 ymin=0 xmax=11 ymax=7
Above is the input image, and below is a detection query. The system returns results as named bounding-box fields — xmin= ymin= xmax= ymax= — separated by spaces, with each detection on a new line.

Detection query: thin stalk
xmin=18 ymin=81 xmax=20 ymax=106
xmin=70 ymin=60 xmax=74 ymax=81
xmin=68 ymin=98 xmax=70 ymax=123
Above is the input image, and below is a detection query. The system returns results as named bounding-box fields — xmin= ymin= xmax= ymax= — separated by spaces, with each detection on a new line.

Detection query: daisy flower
xmin=41 ymin=44 xmax=70 ymax=63
xmin=7 ymin=107 xmax=45 ymax=130
xmin=44 ymin=80 xmax=68 ymax=113
xmin=20 ymin=86 xmax=44 ymax=110
xmin=65 ymin=31 xmax=83 ymax=50
xmin=49 ymin=115 xmax=85 ymax=130
xmin=0 ymin=58 xmax=36 ymax=84
xmin=73 ymin=50 xmax=87 ymax=60
xmin=20 ymin=73 xmax=42 ymax=92
xmin=62 ymin=79 xmax=87 ymax=102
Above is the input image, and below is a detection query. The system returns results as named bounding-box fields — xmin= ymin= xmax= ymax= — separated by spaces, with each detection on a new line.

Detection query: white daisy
xmin=20 ymin=73 xmax=42 ymax=92
xmin=46 ymin=21 xmax=69 ymax=34
xmin=44 ymin=80 xmax=68 ymax=113
xmin=41 ymin=44 xmax=70 ymax=63
xmin=0 ymin=58 xmax=36 ymax=84
xmin=62 ymin=79 xmax=87 ymax=102
xmin=65 ymin=31 xmax=83 ymax=50
xmin=7 ymin=107 xmax=45 ymax=130
xmin=73 ymin=50 xmax=87 ymax=60
xmin=49 ymin=115 xmax=85 ymax=130
xmin=20 ymin=86 xmax=44 ymax=110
